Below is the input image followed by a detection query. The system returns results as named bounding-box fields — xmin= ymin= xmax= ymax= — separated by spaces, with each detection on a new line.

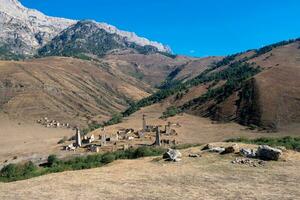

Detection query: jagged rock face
xmin=0 ymin=0 xmax=170 ymax=56
xmin=38 ymin=20 xmax=165 ymax=57
xmin=0 ymin=0 xmax=75 ymax=55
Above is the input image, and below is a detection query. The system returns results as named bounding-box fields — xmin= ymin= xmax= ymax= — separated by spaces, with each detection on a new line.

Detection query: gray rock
xmin=257 ymin=145 xmax=282 ymax=161
xmin=189 ymin=154 xmax=201 ymax=158
xmin=208 ymin=147 xmax=225 ymax=153
xmin=163 ymin=148 xmax=182 ymax=162
xmin=239 ymin=148 xmax=257 ymax=158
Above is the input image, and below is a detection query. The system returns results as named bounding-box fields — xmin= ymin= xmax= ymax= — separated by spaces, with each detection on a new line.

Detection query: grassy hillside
xmin=113 ymin=38 xmax=300 ymax=131
xmin=0 ymin=57 xmax=152 ymax=126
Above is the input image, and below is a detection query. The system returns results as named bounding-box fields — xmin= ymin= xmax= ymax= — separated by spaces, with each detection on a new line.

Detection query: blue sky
xmin=21 ymin=0 xmax=300 ymax=57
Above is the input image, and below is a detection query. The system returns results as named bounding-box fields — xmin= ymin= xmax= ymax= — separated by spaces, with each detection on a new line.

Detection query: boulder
xmin=257 ymin=145 xmax=282 ymax=161
xmin=202 ymin=144 xmax=225 ymax=153
xmin=239 ymin=148 xmax=257 ymax=158
xmin=163 ymin=148 xmax=182 ymax=162
xmin=189 ymin=153 xmax=201 ymax=158
xmin=208 ymin=147 xmax=225 ymax=153
xmin=221 ymin=144 xmax=240 ymax=154
xmin=201 ymin=144 xmax=213 ymax=151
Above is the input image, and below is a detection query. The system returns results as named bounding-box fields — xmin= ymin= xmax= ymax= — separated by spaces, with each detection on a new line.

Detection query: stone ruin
xmin=62 ymin=113 xmax=181 ymax=153
xmin=100 ymin=134 xmax=107 ymax=146
xmin=37 ymin=117 xmax=71 ymax=129
xmin=117 ymin=129 xmax=134 ymax=140
xmin=82 ymin=134 xmax=95 ymax=144
xmin=88 ymin=145 xmax=99 ymax=153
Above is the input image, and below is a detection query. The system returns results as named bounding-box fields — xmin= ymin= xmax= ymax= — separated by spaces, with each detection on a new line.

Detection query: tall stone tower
xmin=142 ymin=114 xmax=147 ymax=131
xmin=75 ymin=128 xmax=82 ymax=147
xmin=155 ymin=126 xmax=161 ymax=146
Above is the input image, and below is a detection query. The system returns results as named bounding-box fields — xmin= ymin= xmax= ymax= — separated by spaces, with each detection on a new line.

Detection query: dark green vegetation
xmin=38 ymin=21 xmax=124 ymax=58
xmin=179 ymin=62 xmax=261 ymax=111
xmin=0 ymin=45 xmax=25 ymax=61
xmin=121 ymin=38 xmax=300 ymax=121
xmin=122 ymin=53 xmax=248 ymax=117
xmin=171 ymin=143 xmax=202 ymax=150
xmin=89 ymin=53 xmax=261 ymax=126
xmin=82 ymin=37 xmax=299 ymax=129
xmin=160 ymin=106 xmax=180 ymax=119
xmin=251 ymin=37 xmax=300 ymax=58
xmin=226 ymin=136 xmax=300 ymax=151
xmin=0 ymin=146 xmax=165 ymax=182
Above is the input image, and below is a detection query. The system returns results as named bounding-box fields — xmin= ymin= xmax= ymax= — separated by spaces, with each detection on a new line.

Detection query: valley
xmin=0 ymin=0 xmax=300 ymax=199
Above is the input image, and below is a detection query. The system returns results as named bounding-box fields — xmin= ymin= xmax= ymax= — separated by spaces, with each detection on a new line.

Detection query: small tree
xmin=47 ymin=155 xmax=59 ymax=166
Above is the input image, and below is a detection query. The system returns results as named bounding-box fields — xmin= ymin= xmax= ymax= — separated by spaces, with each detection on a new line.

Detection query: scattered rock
xmin=163 ymin=148 xmax=182 ymax=162
xmin=239 ymin=148 xmax=257 ymax=158
xmin=257 ymin=145 xmax=282 ymax=161
xmin=231 ymin=158 xmax=266 ymax=167
xmin=189 ymin=154 xmax=201 ymax=158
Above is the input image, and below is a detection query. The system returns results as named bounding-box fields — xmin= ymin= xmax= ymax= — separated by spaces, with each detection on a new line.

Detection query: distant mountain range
xmin=0 ymin=0 xmax=170 ymax=58
xmin=0 ymin=0 xmax=300 ymax=132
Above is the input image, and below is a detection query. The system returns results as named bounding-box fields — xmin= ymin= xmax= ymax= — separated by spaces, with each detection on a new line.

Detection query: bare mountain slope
xmin=105 ymin=53 xmax=221 ymax=86
xmin=0 ymin=57 xmax=152 ymax=126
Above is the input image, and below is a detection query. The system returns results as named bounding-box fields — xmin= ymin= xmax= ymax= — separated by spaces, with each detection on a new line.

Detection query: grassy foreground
xmin=0 ymin=144 xmax=200 ymax=183
xmin=226 ymin=136 xmax=300 ymax=150
xmin=0 ymin=146 xmax=165 ymax=183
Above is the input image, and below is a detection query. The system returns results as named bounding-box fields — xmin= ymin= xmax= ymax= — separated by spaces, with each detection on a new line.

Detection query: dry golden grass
xmin=0 ymin=113 xmax=74 ymax=164
xmin=1 ymin=145 xmax=299 ymax=200
xmin=92 ymin=103 xmax=300 ymax=145
xmin=0 ymin=57 xmax=152 ymax=126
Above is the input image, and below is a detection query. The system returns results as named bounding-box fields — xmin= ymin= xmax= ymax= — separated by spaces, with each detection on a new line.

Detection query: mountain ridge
xmin=0 ymin=0 xmax=170 ymax=57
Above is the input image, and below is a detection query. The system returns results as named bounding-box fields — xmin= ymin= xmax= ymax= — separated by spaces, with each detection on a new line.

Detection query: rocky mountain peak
xmin=0 ymin=0 xmax=171 ymax=56
xmin=0 ymin=0 xmax=76 ymax=55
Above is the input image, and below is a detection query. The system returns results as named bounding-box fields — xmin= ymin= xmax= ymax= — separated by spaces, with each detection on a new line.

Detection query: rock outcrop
xmin=256 ymin=145 xmax=282 ymax=161
xmin=0 ymin=0 xmax=75 ymax=55
xmin=0 ymin=0 xmax=170 ymax=56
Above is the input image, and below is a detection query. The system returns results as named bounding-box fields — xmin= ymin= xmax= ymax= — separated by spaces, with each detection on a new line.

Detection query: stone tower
xmin=142 ymin=114 xmax=147 ymax=131
xmin=165 ymin=122 xmax=171 ymax=135
xmin=75 ymin=128 xmax=82 ymax=147
xmin=155 ymin=126 xmax=161 ymax=146
xmin=101 ymin=134 xmax=107 ymax=146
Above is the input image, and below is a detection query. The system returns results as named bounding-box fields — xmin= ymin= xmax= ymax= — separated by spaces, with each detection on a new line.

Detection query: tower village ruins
xmin=62 ymin=114 xmax=180 ymax=153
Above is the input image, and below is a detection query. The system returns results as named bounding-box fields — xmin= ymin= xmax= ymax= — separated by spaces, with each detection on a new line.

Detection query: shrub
xmin=160 ymin=106 xmax=180 ymax=119
xmin=103 ymin=113 xmax=123 ymax=126
xmin=0 ymin=161 xmax=38 ymax=181
xmin=47 ymin=155 xmax=59 ymax=167
xmin=226 ymin=136 xmax=300 ymax=150
xmin=101 ymin=153 xmax=116 ymax=164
